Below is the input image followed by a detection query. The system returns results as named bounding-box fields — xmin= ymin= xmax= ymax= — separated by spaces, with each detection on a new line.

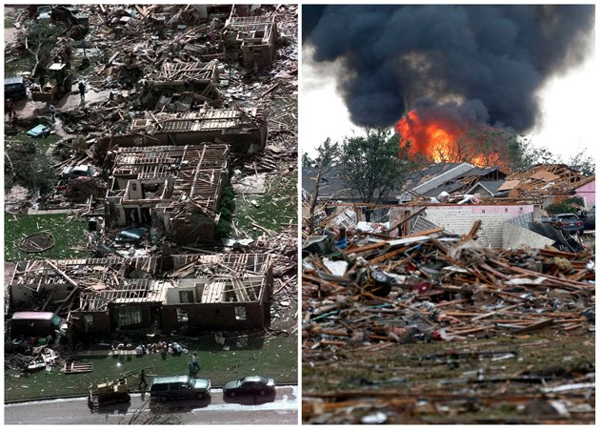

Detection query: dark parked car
xmin=543 ymin=213 xmax=584 ymax=234
xmin=584 ymin=206 xmax=595 ymax=230
xmin=5 ymin=76 xmax=27 ymax=100
xmin=223 ymin=376 xmax=275 ymax=397
xmin=150 ymin=376 xmax=211 ymax=401
xmin=115 ymin=227 xmax=148 ymax=245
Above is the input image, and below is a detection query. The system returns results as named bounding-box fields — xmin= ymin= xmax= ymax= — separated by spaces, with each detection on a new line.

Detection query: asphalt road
xmin=5 ymin=386 xmax=298 ymax=425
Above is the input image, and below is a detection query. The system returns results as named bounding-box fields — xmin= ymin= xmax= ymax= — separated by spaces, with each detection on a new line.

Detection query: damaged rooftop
xmin=4 ymin=4 xmax=298 ymax=408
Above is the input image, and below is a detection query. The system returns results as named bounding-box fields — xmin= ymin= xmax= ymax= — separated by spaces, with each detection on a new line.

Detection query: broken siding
xmin=410 ymin=216 xmax=441 ymax=235
xmin=502 ymin=222 xmax=555 ymax=250
xmin=424 ymin=205 xmax=534 ymax=247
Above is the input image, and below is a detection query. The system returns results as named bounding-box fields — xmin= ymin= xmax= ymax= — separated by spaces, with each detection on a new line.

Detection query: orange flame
xmin=395 ymin=110 xmax=466 ymax=162
xmin=395 ymin=110 xmax=504 ymax=168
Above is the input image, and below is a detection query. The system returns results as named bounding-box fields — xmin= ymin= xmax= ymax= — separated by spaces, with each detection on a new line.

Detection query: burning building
xmin=304 ymin=5 xmax=594 ymax=157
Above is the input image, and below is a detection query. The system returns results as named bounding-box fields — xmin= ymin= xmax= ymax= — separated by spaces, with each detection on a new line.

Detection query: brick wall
xmin=162 ymin=302 xmax=268 ymax=330
xmin=424 ymin=205 xmax=534 ymax=247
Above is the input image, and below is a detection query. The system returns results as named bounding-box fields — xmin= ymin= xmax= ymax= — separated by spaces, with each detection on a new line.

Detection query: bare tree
xmin=305 ymin=139 xmax=338 ymax=234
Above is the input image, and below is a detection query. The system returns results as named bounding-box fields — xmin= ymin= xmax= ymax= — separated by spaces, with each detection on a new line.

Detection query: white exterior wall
xmin=424 ymin=204 xmax=534 ymax=248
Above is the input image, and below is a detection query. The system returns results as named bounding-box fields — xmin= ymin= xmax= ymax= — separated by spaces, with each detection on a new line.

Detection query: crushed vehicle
xmin=114 ymin=227 xmax=148 ymax=245
xmin=56 ymin=164 xmax=96 ymax=191
xmin=26 ymin=124 xmax=51 ymax=138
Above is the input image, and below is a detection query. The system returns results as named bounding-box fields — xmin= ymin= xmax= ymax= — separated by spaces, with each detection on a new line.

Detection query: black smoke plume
xmin=303 ymin=5 xmax=594 ymax=130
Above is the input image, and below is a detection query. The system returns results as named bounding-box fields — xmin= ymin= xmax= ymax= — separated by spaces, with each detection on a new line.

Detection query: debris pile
xmin=302 ymin=223 xmax=595 ymax=423
xmin=304 ymin=228 xmax=594 ymax=344
xmin=64 ymin=177 xmax=107 ymax=202
xmin=4 ymin=4 xmax=298 ymax=405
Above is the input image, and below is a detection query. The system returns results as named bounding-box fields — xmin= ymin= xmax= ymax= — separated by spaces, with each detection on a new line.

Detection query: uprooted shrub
xmin=5 ymin=140 xmax=56 ymax=194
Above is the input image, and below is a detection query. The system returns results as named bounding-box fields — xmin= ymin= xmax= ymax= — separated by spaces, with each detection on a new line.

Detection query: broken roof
xmin=11 ymin=253 xmax=273 ymax=313
xmin=130 ymin=108 xmax=263 ymax=135
xmin=466 ymin=180 xmax=507 ymax=196
xmin=302 ymin=166 xmax=404 ymax=202
xmin=302 ymin=166 xmax=349 ymax=200
xmin=108 ymin=143 xmax=229 ymax=215
xmin=226 ymin=15 xmax=276 ymax=37
xmin=399 ymin=163 xmax=508 ymax=199
xmin=147 ymin=59 xmax=219 ymax=84
xmin=501 ymin=164 xmax=592 ymax=200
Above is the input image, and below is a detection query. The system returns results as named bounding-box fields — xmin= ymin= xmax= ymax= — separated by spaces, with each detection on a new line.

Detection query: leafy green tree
xmin=567 ymin=149 xmax=595 ymax=176
xmin=302 ymin=152 xmax=315 ymax=168
xmin=337 ymin=128 xmax=413 ymax=211
xmin=24 ymin=20 xmax=63 ymax=76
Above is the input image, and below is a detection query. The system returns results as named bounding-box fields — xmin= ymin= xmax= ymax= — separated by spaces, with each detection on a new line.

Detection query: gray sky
xmin=300 ymin=15 xmax=597 ymax=162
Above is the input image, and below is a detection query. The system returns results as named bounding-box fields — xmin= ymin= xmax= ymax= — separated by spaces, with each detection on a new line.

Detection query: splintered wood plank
xmin=202 ymin=280 xmax=226 ymax=303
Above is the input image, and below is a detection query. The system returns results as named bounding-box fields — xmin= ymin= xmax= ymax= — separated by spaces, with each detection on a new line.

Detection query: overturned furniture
xmin=225 ymin=16 xmax=278 ymax=67
xmin=106 ymin=143 xmax=230 ymax=244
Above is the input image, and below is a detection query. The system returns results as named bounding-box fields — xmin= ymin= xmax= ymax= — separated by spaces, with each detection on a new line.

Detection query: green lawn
xmin=5 ymin=213 xmax=89 ymax=261
xmin=6 ymin=129 xmax=62 ymax=154
xmin=5 ymin=334 xmax=297 ymax=401
xmin=232 ymin=174 xmax=297 ymax=239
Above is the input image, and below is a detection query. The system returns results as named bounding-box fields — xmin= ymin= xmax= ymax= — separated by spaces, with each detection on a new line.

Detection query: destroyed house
xmin=499 ymin=164 xmax=595 ymax=208
xmin=225 ymin=16 xmax=278 ymax=67
xmin=106 ymin=144 xmax=229 ymax=244
xmin=9 ymin=253 xmax=273 ymax=337
xmin=397 ymin=162 xmax=508 ymax=202
xmin=141 ymin=59 xmax=222 ymax=110
xmin=97 ymin=108 xmax=267 ymax=154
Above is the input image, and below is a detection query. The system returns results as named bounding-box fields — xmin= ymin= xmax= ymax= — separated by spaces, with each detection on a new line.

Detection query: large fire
xmin=395 ymin=110 xmax=501 ymax=168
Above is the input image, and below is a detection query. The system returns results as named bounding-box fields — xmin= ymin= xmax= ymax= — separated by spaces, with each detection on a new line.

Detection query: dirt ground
xmin=302 ymin=332 xmax=595 ymax=424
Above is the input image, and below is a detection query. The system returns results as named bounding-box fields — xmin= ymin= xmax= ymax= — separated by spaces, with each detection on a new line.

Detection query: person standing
xmin=191 ymin=352 xmax=199 ymax=375
xmin=78 ymin=81 xmax=86 ymax=101
xmin=138 ymin=369 xmax=148 ymax=391
xmin=49 ymin=104 xmax=57 ymax=123
xmin=6 ymin=99 xmax=14 ymax=120
xmin=188 ymin=356 xmax=194 ymax=377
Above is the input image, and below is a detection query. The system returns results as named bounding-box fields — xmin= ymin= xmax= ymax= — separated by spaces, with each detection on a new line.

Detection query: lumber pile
xmin=302 ymin=218 xmax=595 ymax=423
xmin=62 ymin=362 xmax=93 ymax=374
xmin=303 ymin=224 xmax=594 ymax=348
